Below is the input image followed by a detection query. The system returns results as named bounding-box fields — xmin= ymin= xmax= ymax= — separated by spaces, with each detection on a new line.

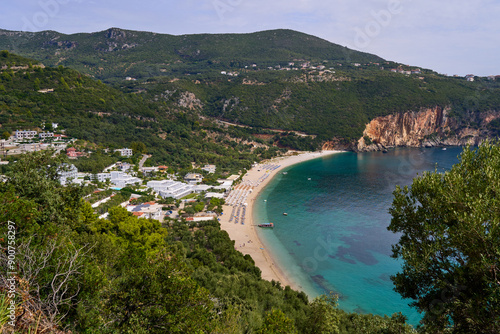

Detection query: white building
xmin=116 ymin=162 xmax=131 ymax=172
xmin=205 ymin=192 xmax=225 ymax=199
xmin=39 ymin=132 xmax=54 ymax=139
xmin=201 ymin=164 xmax=216 ymax=174
xmin=147 ymin=180 xmax=195 ymax=199
xmin=94 ymin=171 xmax=141 ymax=188
xmin=114 ymin=148 xmax=133 ymax=157
xmin=58 ymin=163 xmax=78 ymax=185
xmin=109 ymin=171 xmax=141 ymax=188
xmin=193 ymin=185 xmax=212 ymax=193
xmin=95 ymin=173 xmax=112 ymax=183
xmin=127 ymin=203 xmax=163 ymax=221
xmin=14 ymin=130 xmax=38 ymax=140
xmin=184 ymin=173 xmax=203 ymax=184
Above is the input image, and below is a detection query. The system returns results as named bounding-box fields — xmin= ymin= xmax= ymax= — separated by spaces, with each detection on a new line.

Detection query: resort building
xmin=184 ymin=173 xmax=203 ymax=184
xmin=147 ymin=180 xmax=195 ymax=199
xmin=14 ymin=130 xmax=38 ymax=140
xmin=109 ymin=171 xmax=141 ymax=188
xmin=58 ymin=163 xmax=78 ymax=185
xmin=93 ymin=171 xmax=141 ymax=188
xmin=94 ymin=173 xmax=112 ymax=183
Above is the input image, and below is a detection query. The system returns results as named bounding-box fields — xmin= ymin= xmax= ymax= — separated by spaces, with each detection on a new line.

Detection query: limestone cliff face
xmin=322 ymin=107 xmax=500 ymax=152
xmin=358 ymin=107 xmax=500 ymax=151
xmin=363 ymin=107 xmax=451 ymax=147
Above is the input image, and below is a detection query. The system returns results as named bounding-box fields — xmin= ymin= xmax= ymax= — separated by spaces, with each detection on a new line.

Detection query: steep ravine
xmin=322 ymin=107 xmax=500 ymax=152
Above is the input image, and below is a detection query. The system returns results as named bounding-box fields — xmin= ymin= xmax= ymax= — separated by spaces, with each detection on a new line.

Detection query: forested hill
xmin=0 ymin=28 xmax=383 ymax=81
xmin=2 ymin=28 xmax=500 ymax=150
xmin=0 ymin=50 xmax=286 ymax=170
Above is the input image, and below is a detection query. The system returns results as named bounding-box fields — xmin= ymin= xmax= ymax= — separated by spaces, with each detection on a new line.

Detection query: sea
xmin=254 ymin=146 xmax=464 ymax=325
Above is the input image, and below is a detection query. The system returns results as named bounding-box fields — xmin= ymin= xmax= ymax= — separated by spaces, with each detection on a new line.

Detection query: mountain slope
xmin=2 ymin=28 xmax=500 ymax=151
xmin=0 ymin=50 xmax=283 ymax=169
xmin=0 ymin=28 xmax=383 ymax=81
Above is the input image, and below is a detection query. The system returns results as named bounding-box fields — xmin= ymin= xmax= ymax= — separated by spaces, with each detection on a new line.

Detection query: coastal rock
xmin=356 ymin=107 xmax=499 ymax=151
xmin=323 ymin=107 xmax=500 ymax=152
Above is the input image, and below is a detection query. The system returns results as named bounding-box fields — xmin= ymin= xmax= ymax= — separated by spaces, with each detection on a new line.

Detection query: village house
xmin=201 ymin=164 xmax=216 ymax=174
xmin=14 ymin=130 xmax=38 ymax=140
xmin=114 ymin=148 xmax=133 ymax=157
xmin=66 ymin=147 xmax=84 ymax=158
xmin=141 ymin=166 xmax=158 ymax=176
xmin=126 ymin=202 xmax=163 ymax=221
xmin=38 ymin=132 xmax=54 ymax=140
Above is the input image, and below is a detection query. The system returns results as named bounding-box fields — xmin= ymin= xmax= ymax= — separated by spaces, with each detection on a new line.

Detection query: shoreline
xmin=219 ymin=150 xmax=342 ymax=296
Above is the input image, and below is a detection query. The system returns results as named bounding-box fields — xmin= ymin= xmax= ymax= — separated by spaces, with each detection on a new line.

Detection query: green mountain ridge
xmin=1 ymin=27 xmax=500 ymax=151
xmin=0 ymin=28 xmax=383 ymax=81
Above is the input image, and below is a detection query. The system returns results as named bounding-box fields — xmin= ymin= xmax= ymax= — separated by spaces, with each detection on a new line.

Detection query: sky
xmin=1 ymin=0 xmax=499 ymax=76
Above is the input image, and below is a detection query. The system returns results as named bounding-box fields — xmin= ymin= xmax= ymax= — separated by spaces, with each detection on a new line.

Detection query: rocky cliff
xmin=322 ymin=107 xmax=499 ymax=152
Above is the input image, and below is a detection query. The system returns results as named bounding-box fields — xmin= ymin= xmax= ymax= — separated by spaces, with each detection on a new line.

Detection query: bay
xmin=254 ymin=147 xmax=463 ymax=325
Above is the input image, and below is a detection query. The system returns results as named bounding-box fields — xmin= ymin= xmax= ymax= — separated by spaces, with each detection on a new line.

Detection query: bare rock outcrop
xmin=323 ymin=107 xmax=500 ymax=152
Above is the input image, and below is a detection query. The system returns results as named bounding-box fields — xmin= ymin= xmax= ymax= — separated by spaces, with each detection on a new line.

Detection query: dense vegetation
xmin=2 ymin=28 xmax=500 ymax=148
xmin=388 ymin=142 xmax=500 ymax=333
xmin=123 ymin=69 xmax=500 ymax=142
xmin=1 ymin=27 xmax=499 ymax=333
xmin=0 ymin=51 xmax=283 ymax=171
xmin=0 ymin=28 xmax=382 ymax=82
xmin=0 ymin=150 xmax=417 ymax=333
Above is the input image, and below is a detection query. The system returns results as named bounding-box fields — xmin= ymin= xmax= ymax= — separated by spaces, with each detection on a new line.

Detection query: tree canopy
xmin=388 ymin=141 xmax=500 ymax=333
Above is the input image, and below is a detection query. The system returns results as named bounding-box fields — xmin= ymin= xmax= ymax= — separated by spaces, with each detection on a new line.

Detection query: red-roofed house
xmin=66 ymin=147 xmax=84 ymax=159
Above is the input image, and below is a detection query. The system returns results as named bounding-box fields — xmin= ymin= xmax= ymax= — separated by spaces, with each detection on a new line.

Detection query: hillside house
xmin=114 ymin=148 xmax=133 ymax=157
xmin=127 ymin=202 xmax=163 ymax=221
xmin=201 ymin=164 xmax=216 ymax=174
xmin=465 ymin=74 xmax=475 ymax=82
xmin=14 ymin=130 xmax=38 ymax=140
xmin=66 ymin=147 xmax=83 ymax=158
xmin=39 ymin=132 xmax=54 ymax=139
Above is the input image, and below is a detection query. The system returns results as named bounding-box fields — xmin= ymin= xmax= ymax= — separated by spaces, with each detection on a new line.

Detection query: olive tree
xmin=388 ymin=142 xmax=500 ymax=333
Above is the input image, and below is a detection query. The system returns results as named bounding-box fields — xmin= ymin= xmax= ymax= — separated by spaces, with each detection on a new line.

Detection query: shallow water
xmin=254 ymin=147 xmax=463 ymax=324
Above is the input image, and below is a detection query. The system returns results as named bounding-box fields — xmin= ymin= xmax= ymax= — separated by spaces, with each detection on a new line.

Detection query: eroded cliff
xmin=322 ymin=107 xmax=500 ymax=152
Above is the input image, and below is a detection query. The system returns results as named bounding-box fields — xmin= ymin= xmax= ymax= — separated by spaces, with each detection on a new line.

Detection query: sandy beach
xmin=219 ymin=150 xmax=342 ymax=294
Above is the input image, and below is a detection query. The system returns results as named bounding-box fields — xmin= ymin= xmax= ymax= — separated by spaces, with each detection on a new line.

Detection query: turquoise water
xmin=254 ymin=147 xmax=463 ymax=325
